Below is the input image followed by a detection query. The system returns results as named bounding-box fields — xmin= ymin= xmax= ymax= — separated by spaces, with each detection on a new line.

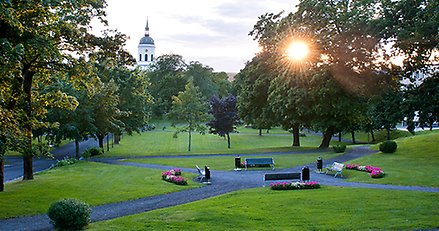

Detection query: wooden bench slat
xmin=264 ymin=173 xmax=301 ymax=181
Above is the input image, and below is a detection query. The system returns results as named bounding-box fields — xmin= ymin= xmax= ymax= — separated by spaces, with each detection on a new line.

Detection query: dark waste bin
xmin=235 ymin=156 xmax=241 ymax=169
xmin=317 ymin=157 xmax=323 ymax=172
xmin=204 ymin=166 xmax=211 ymax=181
xmin=301 ymin=166 xmax=310 ymax=182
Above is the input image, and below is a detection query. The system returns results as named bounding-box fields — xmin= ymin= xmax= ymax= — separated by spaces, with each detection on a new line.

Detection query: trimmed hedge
xmin=379 ymin=140 xmax=397 ymax=153
xmin=48 ymin=198 xmax=91 ymax=230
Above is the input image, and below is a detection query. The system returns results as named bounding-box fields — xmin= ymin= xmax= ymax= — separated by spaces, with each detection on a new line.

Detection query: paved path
xmin=1 ymin=146 xmax=439 ymax=231
xmin=3 ymin=137 xmax=106 ymax=182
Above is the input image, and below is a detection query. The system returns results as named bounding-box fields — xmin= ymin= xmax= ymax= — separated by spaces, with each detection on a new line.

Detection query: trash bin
xmin=235 ymin=155 xmax=241 ymax=170
xmin=301 ymin=166 xmax=310 ymax=182
xmin=317 ymin=157 xmax=323 ymax=172
xmin=204 ymin=166 xmax=211 ymax=181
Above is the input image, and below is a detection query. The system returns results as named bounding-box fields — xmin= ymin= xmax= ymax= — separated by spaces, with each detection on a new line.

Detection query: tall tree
xmin=369 ymin=89 xmax=404 ymax=140
xmin=0 ymin=0 xmax=122 ymax=180
xmin=167 ymin=80 xmax=210 ymax=152
xmin=207 ymin=95 xmax=241 ymax=149
xmin=149 ymin=54 xmax=188 ymax=117
xmin=235 ymin=54 xmax=277 ymax=137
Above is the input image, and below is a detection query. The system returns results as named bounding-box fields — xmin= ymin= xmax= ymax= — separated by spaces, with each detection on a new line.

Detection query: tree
xmin=369 ymin=89 xmax=404 ymax=140
xmin=207 ymin=95 xmax=241 ymax=149
xmin=235 ymin=54 xmax=277 ymax=137
xmin=403 ymin=73 xmax=439 ymax=131
xmin=167 ymin=80 xmax=210 ymax=151
xmin=149 ymin=54 xmax=188 ymax=117
xmin=0 ymin=0 xmax=123 ymax=180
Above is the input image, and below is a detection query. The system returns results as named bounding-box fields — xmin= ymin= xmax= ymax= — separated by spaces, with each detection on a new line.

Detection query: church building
xmin=137 ymin=19 xmax=155 ymax=70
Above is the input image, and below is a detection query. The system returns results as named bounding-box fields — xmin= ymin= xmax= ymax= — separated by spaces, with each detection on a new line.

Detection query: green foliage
xmin=167 ymin=80 xmax=211 ymax=151
xmin=53 ymin=157 xmax=78 ymax=168
xmin=47 ymin=198 xmax=91 ymax=230
xmin=332 ymin=144 xmax=347 ymax=153
xmin=379 ymin=140 xmax=397 ymax=153
xmin=81 ymin=147 xmax=103 ymax=159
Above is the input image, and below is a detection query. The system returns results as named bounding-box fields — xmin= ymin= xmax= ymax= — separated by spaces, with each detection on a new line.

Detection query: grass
xmin=103 ymin=131 xmax=346 ymax=157
xmin=121 ymin=152 xmax=339 ymax=171
xmin=0 ymin=162 xmax=200 ymax=219
xmin=344 ymin=132 xmax=439 ymax=187
xmin=341 ymin=129 xmax=413 ymax=144
xmin=89 ymin=186 xmax=439 ymax=230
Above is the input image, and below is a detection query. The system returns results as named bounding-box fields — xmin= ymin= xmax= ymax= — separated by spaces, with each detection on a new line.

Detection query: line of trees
xmin=234 ymin=0 xmax=438 ymax=148
xmin=0 ymin=1 xmax=152 ymax=191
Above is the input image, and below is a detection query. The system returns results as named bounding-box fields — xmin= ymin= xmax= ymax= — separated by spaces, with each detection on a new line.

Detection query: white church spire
xmin=137 ymin=17 xmax=156 ymax=70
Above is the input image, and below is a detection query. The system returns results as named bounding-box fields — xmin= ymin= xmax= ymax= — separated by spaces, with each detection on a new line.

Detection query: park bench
xmin=195 ymin=165 xmax=206 ymax=181
xmin=245 ymin=158 xmax=275 ymax=170
xmin=325 ymin=162 xmax=344 ymax=178
xmin=263 ymin=172 xmax=301 ymax=186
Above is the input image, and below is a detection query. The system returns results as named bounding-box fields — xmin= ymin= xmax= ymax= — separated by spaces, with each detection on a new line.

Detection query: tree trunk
xmin=386 ymin=128 xmax=391 ymax=140
xmin=75 ymin=139 xmax=80 ymax=159
xmin=0 ymin=158 xmax=4 ymax=192
xmin=292 ymin=124 xmax=300 ymax=147
xmin=97 ymin=133 xmax=105 ymax=151
xmin=370 ymin=129 xmax=375 ymax=142
xmin=351 ymin=130 xmax=356 ymax=144
xmin=23 ymin=154 xmax=33 ymax=180
xmin=114 ymin=134 xmax=121 ymax=144
xmin=226 ymin=132 xmax=231 ymax=149
xmin=319 ymin=126 xmax=335 ymax=149
xmin=23 ymin=69 xmax=34 ymax=180
xmin=106 ymin=135 xmax=109 ymax=152
xmin=338 ymin=132 xmax=342 ymax=142
xmin=258 ymin=128 xmax=262 ymax=136
xmin=188 ymin=129 xmax=192 ymax=152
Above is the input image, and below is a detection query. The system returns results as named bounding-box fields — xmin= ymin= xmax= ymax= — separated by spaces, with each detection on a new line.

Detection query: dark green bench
xmin=245 ymin=158 xmax=274 ymax=170
xmin=264 ymin=172 xmax=301 ymax=186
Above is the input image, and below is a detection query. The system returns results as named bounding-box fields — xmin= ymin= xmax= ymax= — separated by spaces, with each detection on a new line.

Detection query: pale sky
xmin=100 ymin=0 xmax=299 ymax=73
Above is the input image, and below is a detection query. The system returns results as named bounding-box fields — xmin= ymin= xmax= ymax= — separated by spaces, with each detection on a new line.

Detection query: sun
xmin=286 ymin=41 xmax=310 ymax=61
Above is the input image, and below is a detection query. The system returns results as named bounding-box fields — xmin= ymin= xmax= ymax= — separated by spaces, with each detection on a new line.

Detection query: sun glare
xmin=287 ymin=41 xmax=310 ymax=61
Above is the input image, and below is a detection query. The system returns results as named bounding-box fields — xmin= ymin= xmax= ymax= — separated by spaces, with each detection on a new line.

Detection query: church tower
xmin=137 ymin=18 xmax=155 ymax=70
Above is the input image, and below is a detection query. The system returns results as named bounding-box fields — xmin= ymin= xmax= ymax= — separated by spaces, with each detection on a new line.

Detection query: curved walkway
xmin=1 ymin=146 xmax=438 ymax=231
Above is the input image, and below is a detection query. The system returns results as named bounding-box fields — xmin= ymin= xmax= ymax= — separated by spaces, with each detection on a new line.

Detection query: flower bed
xmin=162 ymin=168 xmax=187 ymax=185
xmin=346 ymin=164 xmax=385 ymax=178
xmin=270 ymin=181 xmax=320 ymax=190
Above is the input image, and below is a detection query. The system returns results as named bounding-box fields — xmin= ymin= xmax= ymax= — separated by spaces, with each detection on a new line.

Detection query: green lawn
xmin=121 ymin=152 xmax=339 ymax=171
xmin=103 ymin=131 xmax=346 ymax=157
xmin=0 ymin=162 xmax=200 ymax=219
xmin=344 ymin=132 xmax=439 ymax=187
xmin=89 ymin=186 xmax=439 ymax=230
xmin=341 ymin=129 xmax=413 ymax=144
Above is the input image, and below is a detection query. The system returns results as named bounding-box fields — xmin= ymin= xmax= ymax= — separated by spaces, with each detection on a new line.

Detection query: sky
xmin=100 ymin=0 xmax=299 ymax=73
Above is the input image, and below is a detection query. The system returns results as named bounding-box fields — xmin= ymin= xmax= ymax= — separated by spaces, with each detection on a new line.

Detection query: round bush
xmin=48 ymin=198 xmax=91 ymax=230
xmin=379 ymin=140 xmax=397 ymax=153
xmin=332 ymin=144 xmax=347 ymax=153
xmin=81 ymin=147 xmax=103 ymax=159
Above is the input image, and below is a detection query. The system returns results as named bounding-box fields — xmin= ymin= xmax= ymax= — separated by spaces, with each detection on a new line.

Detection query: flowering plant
xmin=270 ymin=181 xmax=320 ymax=190
xmin=162 ymin=169 xmax=187 ymax=185
xmin=346 ymin=163 xmax=385 ymax=178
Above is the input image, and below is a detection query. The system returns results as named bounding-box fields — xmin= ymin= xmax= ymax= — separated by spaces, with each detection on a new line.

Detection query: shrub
xmin=52 ymin=157 xmax=78 ymax=168
xmin=81 ymin=147 xmax=103 ymax=159
xmin=47 ymin=198 xmax=91 ymax=230
xmin=333 ymin=144 xmax=347 ymax=153
xmin=379 ymin=140 xmax=397 ymax=153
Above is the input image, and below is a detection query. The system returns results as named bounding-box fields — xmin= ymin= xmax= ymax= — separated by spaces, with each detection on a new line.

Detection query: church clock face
xmin=145 ymin=49 xmax=148 ymax=52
